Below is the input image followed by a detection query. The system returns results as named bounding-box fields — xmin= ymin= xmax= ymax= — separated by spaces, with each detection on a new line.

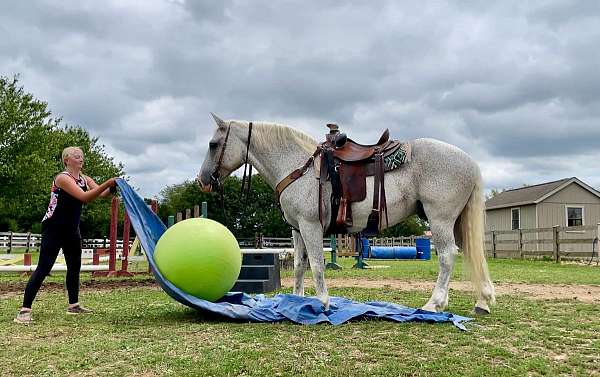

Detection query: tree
xmin=0 ymin=76 xmax=124 ymax=236
xmin=486 ymin=188 xmax=505 ymax=200
xmin=379 ymin=215 xmax=428 ymax=237
xmin=158 ymin=175 xmax=291 ymax=239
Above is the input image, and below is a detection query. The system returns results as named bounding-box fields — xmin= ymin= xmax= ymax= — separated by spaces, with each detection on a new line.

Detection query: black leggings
xmin=22 ymin=226 xmax=82 ymax=308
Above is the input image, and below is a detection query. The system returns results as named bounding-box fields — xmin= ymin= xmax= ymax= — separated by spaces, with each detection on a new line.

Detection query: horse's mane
xmin=236 ymin=121 xmax=318 ymax=155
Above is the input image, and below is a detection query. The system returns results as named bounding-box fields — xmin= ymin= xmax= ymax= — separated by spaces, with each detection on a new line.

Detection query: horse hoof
xmin=474 ymin=306 xmax=490 ymax=315
xmin=421 ymin=304 xmax=439 ymax=312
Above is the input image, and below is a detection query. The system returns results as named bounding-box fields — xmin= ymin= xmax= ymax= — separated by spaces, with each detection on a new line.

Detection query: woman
xmin=14 ymin=146 xmax=119 ymax=324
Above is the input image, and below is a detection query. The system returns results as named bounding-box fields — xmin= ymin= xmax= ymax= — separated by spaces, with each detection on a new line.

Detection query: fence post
xmin=176 ymin=212 xmax=183 ymax=223
xmin=150 ymin=200 xmax=158 ymax=272
xmin=185 ymin=208 xmax=191 ymax=219
xmin=108 ymin=196 xmax=119 ymax=273
xmin=553 ymin=225 xmax=560 ymax=263
xmin=26 ymin=232 xmax=31 ymax=253
xmin=193 ymin=205 xmax=200 ymax=218
xmin=24 ymin=253 xmax=32 ymax=266
xmin=121 ymin=211 xmax=131 ymax=273
xmin=597 ymin=223 xmax=600 ymax=261
xmin=491 ymin=231 xmax=496 ymax=259
xmin=8 ymin=231 xmax=12 ymax=254
xmin=518 ymin=229 xmax=523 ymax=259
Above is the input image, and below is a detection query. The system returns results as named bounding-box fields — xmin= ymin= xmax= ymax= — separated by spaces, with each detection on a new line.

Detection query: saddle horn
xmin=334 ymin=133 xmax=348 ymax=148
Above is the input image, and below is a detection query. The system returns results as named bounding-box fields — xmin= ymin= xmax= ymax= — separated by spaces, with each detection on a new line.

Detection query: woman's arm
xmin=56 ymin=175 xmax=117 ymax=203
xmin=85 ymin=175 xmax=112 ymax=198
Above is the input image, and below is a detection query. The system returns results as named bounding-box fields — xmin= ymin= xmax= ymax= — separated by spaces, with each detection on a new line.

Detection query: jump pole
xmin=93 ymin=196 xmax=155 ymax=277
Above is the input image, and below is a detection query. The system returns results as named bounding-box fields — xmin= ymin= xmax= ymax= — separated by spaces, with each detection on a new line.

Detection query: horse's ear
xmin=210 ymin=113 xmax=226 ymax=128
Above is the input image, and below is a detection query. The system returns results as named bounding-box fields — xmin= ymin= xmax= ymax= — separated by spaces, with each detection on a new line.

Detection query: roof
xmin=485 ymin=177 xmax=600 ymax=210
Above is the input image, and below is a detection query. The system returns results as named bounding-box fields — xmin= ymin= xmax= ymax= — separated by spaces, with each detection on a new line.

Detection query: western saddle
xmin=321 ymin=124 xmax=404 ymax=235
xmin=275 ymin=123 xmax=409 ymax=235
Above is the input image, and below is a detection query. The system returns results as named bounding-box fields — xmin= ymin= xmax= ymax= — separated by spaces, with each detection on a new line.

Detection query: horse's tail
xmin=460 ymin=173 xmax=496 ymax=305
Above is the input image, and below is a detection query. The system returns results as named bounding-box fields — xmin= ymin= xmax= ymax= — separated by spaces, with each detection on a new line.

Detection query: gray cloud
xmin=1 ymin=0 xmax=600 ymax=196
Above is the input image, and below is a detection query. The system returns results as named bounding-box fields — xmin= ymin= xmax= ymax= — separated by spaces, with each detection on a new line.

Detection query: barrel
xmin=369 ymin=246 xmax=395 ymax=259
xmin=416 ymin=238 xmax=431 ymax=260
xmin=394 ymin=246 xmax=417 ymax=259
xmin=369 ymin=246 xmax=417 ymax=259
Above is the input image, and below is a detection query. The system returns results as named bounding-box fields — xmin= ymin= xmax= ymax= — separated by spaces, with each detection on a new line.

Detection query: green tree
xmin=0 ymin=76 xmax=123 ymax=236
xmin=486 ymin=188 xmax=505 ymax=200
xmin=158 ymin=175 xmax=292 ymax=240
xmin=379 ymin=215 xmax=428 ymax=237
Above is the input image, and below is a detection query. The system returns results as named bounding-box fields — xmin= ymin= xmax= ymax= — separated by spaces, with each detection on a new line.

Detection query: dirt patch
xmin=281 ymin=278 xmax=600 ymax=303
xmin=2 ymin=277 xmax=598 ymax=303
xmin=0 ymin=278 xmax=158 ymax=299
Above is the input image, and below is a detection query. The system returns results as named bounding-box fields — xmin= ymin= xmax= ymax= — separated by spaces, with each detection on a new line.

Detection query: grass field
xmin=1 ymin=257 xmax=599 ymax=376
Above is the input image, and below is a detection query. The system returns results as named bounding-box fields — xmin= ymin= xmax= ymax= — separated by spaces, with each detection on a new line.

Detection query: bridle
xmin=209 ymin=123 xmax=232 ymax=190
xmin=209 ymin=121 xmax=254 ymax=201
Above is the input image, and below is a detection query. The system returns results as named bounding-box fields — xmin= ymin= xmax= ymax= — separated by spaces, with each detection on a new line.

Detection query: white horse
xmin=197 ymin=115 xmax=495 ymax=314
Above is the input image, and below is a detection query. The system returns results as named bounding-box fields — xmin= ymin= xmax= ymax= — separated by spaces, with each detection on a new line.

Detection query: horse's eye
xmin=209 ymin=141 xmax=218 ymax=149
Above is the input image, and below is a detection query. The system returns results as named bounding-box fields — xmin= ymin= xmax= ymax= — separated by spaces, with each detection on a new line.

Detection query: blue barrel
xmin=360 ymin=237 xmax=370 ymax=258
xmin=416 ymin=238 xmax=431 ymax=260
xmin=369 ymin=246 xmax=417 ymax=259
xmin=369 ymin=246 xmax=396 ymax=259
xmin=394 ymin=246 xmax=417 ymax=259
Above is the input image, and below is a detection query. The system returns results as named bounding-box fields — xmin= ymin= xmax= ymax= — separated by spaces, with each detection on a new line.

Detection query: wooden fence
xmin=1 ymin=232 xmax=419 ymax=253
xmin=0 ymin=232 xmax=41 ymax=252
xmin=334 ymin=235 xmax=422 ymax=257
xmin=485 ymin=224 xmax=599 ymax=262
xmin=0 ymin=232 xmax=136 ymax=253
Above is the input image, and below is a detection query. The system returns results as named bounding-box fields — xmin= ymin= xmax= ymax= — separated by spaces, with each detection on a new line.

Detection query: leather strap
xmin=240 ymin=122 xmax=253 ymax=200
xmin=274 ymin=146 xmax=322 ymax=202
xmin=211 ymin=123 xmax=232 ymax=186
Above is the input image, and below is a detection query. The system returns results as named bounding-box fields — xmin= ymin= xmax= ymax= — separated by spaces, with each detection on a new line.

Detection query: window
xmin=566 ymin=206 xmax=584 ymax=227
xmin=511 ymin=208 xmax=520 ymax=230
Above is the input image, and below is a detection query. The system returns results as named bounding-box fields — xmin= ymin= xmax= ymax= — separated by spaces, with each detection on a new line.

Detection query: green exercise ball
xmin=154 ymin=218 xmax=241 ymax=302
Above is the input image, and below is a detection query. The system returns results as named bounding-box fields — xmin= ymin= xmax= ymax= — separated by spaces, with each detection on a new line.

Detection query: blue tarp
xmin=116 ymin=179 xmax=472 ymax=330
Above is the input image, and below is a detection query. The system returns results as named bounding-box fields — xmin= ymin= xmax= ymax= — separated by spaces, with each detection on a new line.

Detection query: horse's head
xmin=197 ymin=114 xmax=248 ymax=192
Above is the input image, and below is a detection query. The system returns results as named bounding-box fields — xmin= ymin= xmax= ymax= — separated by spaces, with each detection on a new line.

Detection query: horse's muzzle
xmin=196 ymin=177 xmax=213 ymax=193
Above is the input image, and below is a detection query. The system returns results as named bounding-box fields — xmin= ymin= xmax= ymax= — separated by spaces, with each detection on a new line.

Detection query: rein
xmin=210 ymin=122 xmax=254 ymax=216
xmin=240 ymin=122 xmax=253 ymax=202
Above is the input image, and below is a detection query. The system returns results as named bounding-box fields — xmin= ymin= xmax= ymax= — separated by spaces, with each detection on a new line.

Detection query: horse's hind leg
xmin=292 ymin=229 xmax=309 ymax=296
xmin=422 ymin=220 xmax=458 ymax=312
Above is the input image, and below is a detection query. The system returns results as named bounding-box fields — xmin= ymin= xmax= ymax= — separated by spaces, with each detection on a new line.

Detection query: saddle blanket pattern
xmin=384 ymin=142 xmax=411 ymax=171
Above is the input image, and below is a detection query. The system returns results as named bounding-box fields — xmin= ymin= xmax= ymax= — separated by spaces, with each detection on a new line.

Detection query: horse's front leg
xmin=292 ymin=229 xmax=308 ymax=296
xmin=298 ymin=220 xmax=330 ymax=310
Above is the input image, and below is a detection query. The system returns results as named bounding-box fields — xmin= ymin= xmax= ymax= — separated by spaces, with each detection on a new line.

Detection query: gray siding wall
xmin=485 ymin=208 xmax=510 ymax=231
xmin=520 ymin=205 xmax=536 ymax=229
xmin=538 ymin=183 xmax=600 ymax=228
xmin=485 ymin=204 xmax=536 ymax=231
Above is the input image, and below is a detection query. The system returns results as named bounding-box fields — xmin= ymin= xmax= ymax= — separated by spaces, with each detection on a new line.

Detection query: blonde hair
xmin=62 ymin=146 xmax=84 ymax=168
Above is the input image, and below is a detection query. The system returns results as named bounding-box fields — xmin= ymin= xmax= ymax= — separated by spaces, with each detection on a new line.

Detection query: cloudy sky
xmin=2 ymin=1 xmax=600 ymax=197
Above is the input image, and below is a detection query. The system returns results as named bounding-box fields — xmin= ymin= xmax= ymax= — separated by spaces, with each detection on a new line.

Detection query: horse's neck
xmin=247 ymin=139 xmax=313 ymax=189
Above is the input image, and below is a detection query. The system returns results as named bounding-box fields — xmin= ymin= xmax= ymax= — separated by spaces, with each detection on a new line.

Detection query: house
xmin=485 ymin=177 xmax=600 ymax=231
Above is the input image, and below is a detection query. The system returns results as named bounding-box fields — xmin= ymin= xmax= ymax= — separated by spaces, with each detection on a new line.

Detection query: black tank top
xmin=42 ymin=172 xmax=88 ymax=233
